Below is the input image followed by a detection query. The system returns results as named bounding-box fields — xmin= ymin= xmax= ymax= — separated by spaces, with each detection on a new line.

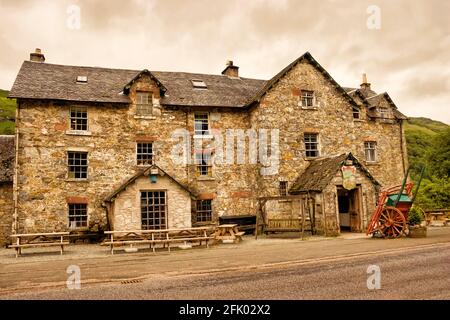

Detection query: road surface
xmin=3 ymin=243 xmax=449 ymax=299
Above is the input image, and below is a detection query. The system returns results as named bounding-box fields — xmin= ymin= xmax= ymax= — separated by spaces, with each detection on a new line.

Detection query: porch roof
xmin=289 ymin=153 xmax=380 ymax=194
xmin=103 ymin=165 xmax=196 ymax=203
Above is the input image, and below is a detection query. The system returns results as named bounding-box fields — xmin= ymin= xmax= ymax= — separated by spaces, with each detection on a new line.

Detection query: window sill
xmin=65 ymin=178 xmax=90 ymax=183
xmin=193 ymin=134 xmax=214 ymax=139
xmin=300 ymin=106 xmax=318 ymax=110
xmin=134 ymin=115 xmax=157 ymax=120
xmin=65 ymin=130 xmax=92 ymax=136
xmin=364 ymin=161 xmax=379 ymax=166
xmin=197 ymin=176 xmax=215 ymax=181
xmin=353 ymin=119 xmax=365 ymax=122
xmin=305 ymin=157 xmax=319 ymax=161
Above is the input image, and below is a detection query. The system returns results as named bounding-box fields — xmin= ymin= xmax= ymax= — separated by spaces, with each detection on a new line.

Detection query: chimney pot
xmin=30 ymin=48 xmax=45 ymax=63
xmin=222 ymin=60 xmax=239 ymax=77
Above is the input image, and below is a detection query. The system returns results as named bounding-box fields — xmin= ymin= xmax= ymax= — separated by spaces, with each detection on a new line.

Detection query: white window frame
xmin=69 ymin=106 xmax=88 ymax=131
xmin=300 ymin=90 xmax=315 ymax=108
xmin=378 ymin=107 xmax=389 ymax=119
xmin=352 ymin=107 xmax=361 ymax=120
xmin=68 ymin=203 xmax=88 ymax=229
xmin=194 ymin=112 xmax=210 ymax=136
xmin=195 ymin=199 xmax=213 ymax=223
xmin=304 ymin=133 xmax=320 ymax=158
xmin=136 ymin=91 xmax=153 ymax=116
xmin=136 ymin=142 xmax=154 ymax=166
xmin=364 ymin=141 xmax=377 ymax=162
xmin=67 ymin=151 xmax=88 ymax=180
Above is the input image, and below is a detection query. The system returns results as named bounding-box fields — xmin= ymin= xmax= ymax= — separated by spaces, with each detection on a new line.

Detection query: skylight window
xmin=191 ymin=79 xmax=207 ymax=89
xmin=76 ymin=76 xmax=88 ymax=83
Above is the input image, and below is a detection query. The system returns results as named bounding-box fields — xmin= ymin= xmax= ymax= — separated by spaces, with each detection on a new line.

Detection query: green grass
xmin=0 ymin=89 xmax=15 ymax=134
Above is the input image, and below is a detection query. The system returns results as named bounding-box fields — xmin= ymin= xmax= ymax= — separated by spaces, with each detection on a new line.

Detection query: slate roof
xmin=9 ymin=61 xmax=266 ymax=108
xmin=0 ymin=136 xmax=15 ymax=183
xmin=289 ymin=153 xmax=379 ymax=194
xmin=344 ymin=87 xmax=407 ymax=120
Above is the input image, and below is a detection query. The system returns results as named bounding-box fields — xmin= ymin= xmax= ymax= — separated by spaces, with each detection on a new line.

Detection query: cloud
xmin=0 ymin=0 xmax=448 ymax=123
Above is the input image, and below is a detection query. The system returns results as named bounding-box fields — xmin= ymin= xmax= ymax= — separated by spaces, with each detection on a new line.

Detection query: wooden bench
xmin=103 ymin=227 xmax=216 ymax=255
xmin=264 ymin=218 xmax=302 ymax=233
xmin=9 ymin=232 xmax=70 ymax=258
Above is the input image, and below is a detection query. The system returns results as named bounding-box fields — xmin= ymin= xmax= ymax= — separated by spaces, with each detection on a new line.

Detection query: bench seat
xmin=9 ymin=241 xmax=69 ymax=248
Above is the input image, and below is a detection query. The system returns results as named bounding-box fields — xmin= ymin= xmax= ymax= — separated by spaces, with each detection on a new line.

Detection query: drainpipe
xmin=399 ymin=120 xmax=407 ymax=176
xmin=12 ymin=100 xmax=20 ymax=234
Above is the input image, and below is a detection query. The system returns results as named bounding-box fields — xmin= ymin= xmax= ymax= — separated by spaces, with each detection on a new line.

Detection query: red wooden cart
xmin=366 ymin=168 xmax=424 ymax=238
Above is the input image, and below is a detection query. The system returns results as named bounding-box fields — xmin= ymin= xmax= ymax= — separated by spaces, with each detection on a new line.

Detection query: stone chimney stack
xmin=221 ymin=60 xmax=239 ymax=78
xmin=30 ymin=48 xmax=45 ymax=63
xmin=360 ymin=73 xmax=371 ymax=90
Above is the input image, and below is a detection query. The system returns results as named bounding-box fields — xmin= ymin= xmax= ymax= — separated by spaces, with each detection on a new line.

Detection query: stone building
xmin=1 ymin=49 xmax=408 ymax=242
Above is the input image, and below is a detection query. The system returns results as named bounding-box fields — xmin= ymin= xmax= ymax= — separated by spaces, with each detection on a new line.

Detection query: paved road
xmin=3 ymin=243 xmax=450 ymax=299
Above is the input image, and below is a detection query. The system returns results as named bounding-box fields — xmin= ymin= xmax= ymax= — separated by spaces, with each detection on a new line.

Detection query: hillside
xmin=0 ymin=89 xmax=15 ymax=135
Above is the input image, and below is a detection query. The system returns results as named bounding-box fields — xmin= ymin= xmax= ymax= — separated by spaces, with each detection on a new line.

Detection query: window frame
xmin=279 ymin=181 xmax=288 ymax=197
xmin=136 ymin=142 xmax=154 ymax=166
xmin=136 ymin=91 xmax=153 ymax=116
xmin=140 ymin=190 xmax=167 ymax=230
xmin=300 ymin=90 xmax=315 ymax=108
xmin=69 ymin=106 xmax=88 ymax=131
xmin=68 ymin=203 xmax=88 ymax=229
xmin=378 ymin=107 xmax=389 ymax=119
xmin=352 ymin=107 xmax=361 ymax=120
xmin=194 ymin=112 xmax=210 ymax=136
xmin=195 ymin=151 xmax=213 ymax=177
xmin=67 ymin=151 xmax=88 ymax=180
xmin=304 ymin=133 xmax=319 ymax=158
xmin=364 ymin=141 xmax=377 ymax=162
xmin=195 ymin=199 xmax=213 ymax=223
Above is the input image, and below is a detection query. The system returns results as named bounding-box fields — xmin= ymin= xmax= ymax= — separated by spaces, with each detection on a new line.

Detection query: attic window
xmin=191 ymin=79 xmax=207 ymax=89
xmin=76 ymin=76 xmax=88 ymax=83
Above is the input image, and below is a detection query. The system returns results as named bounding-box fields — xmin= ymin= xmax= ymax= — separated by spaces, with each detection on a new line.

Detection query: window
xmin=301 ymin=90 xmax=315 ymax=108
xmin=304 ymin=133 xmax=319 ymax=158
xmin=70 ymin=106 xmax=88 ymax=131
xmin=68 ymin=151 xmax=88 ymax=179
xmin=194 ymin=113 xmax=210 ymax=136
xmin=136 ymin=142 xmax=154 ymax=166
xmin=136 ymin=92 xmax=152 ymax=116
xmin=279 ymin=181 xmax=288 ymax=196
xmin=141 ymin=191 xmax=167 ymax=230
xmin=191 ymin=79 xmax=207 ymax=89
xmin=353 ymin=107 xmax=360 ymax=119
xmin=76 ymin=76 xmax=88 ymax=83
xmin=195 ymin=152 xmax=212 ymax=177
xmin=379 ymin=107 xmax=389 ymax=119
xmin=364 ymin=141 xmax=377 ymax=162
xmin=196 ymin=200 xmax=212 ymax=223
xmin=68 ymin=203 xmax=88 ymax=228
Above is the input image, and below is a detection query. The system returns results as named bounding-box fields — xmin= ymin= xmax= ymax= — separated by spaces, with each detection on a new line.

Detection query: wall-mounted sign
xmin=341 ymin=165 xmax=356 ymax=190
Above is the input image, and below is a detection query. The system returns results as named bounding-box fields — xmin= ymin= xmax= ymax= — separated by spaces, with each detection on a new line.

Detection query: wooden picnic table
xmin=215 ymin=224 xmax=245 ymax=243
xmin=10 ymin=232 xmax=70 ymax=258
xmin=425 ymin=212 xmax=449 ymax=226
xmin=103 ymin=226 xmax=216 ymax=255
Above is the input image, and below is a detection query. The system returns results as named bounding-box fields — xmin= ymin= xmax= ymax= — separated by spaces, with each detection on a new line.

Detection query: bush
xmin=408 ymin=206 xmax=424 ymax=226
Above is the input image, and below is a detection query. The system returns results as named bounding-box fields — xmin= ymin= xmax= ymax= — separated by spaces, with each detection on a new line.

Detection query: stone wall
xmin=111 ymin=173 xmax=191 ymax=230
xmin=0 ymin=182 xmax=13 ymax=246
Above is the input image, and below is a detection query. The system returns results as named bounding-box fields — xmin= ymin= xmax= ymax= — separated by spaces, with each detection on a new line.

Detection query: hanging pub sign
xmin=341 ymin=165 xmax=357 ymax=190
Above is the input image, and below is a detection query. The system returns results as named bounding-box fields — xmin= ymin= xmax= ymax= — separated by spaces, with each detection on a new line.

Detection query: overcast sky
xmin=0 ymin=0 xmax=448 ymax=123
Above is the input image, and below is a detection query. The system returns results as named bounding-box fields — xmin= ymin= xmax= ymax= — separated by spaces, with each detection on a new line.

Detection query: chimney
xmin=221 ymin=60 xmax=239 ymax=78
xmin=30 ymin=48 xmax=45 ymax=63
xmin=360 ymin=73 xmax=371 ymax=90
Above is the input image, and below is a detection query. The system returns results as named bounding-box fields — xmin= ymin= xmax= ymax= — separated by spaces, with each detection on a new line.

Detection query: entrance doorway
xmin=337 ymin=186 xmax=361 ymax=232
xmin=141 ymin=191 xmax=167 ymax=230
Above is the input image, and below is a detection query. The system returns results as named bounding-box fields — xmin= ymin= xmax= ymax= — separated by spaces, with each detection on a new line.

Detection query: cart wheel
xmin=377 ymin=206 xmax=406 ymax=238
